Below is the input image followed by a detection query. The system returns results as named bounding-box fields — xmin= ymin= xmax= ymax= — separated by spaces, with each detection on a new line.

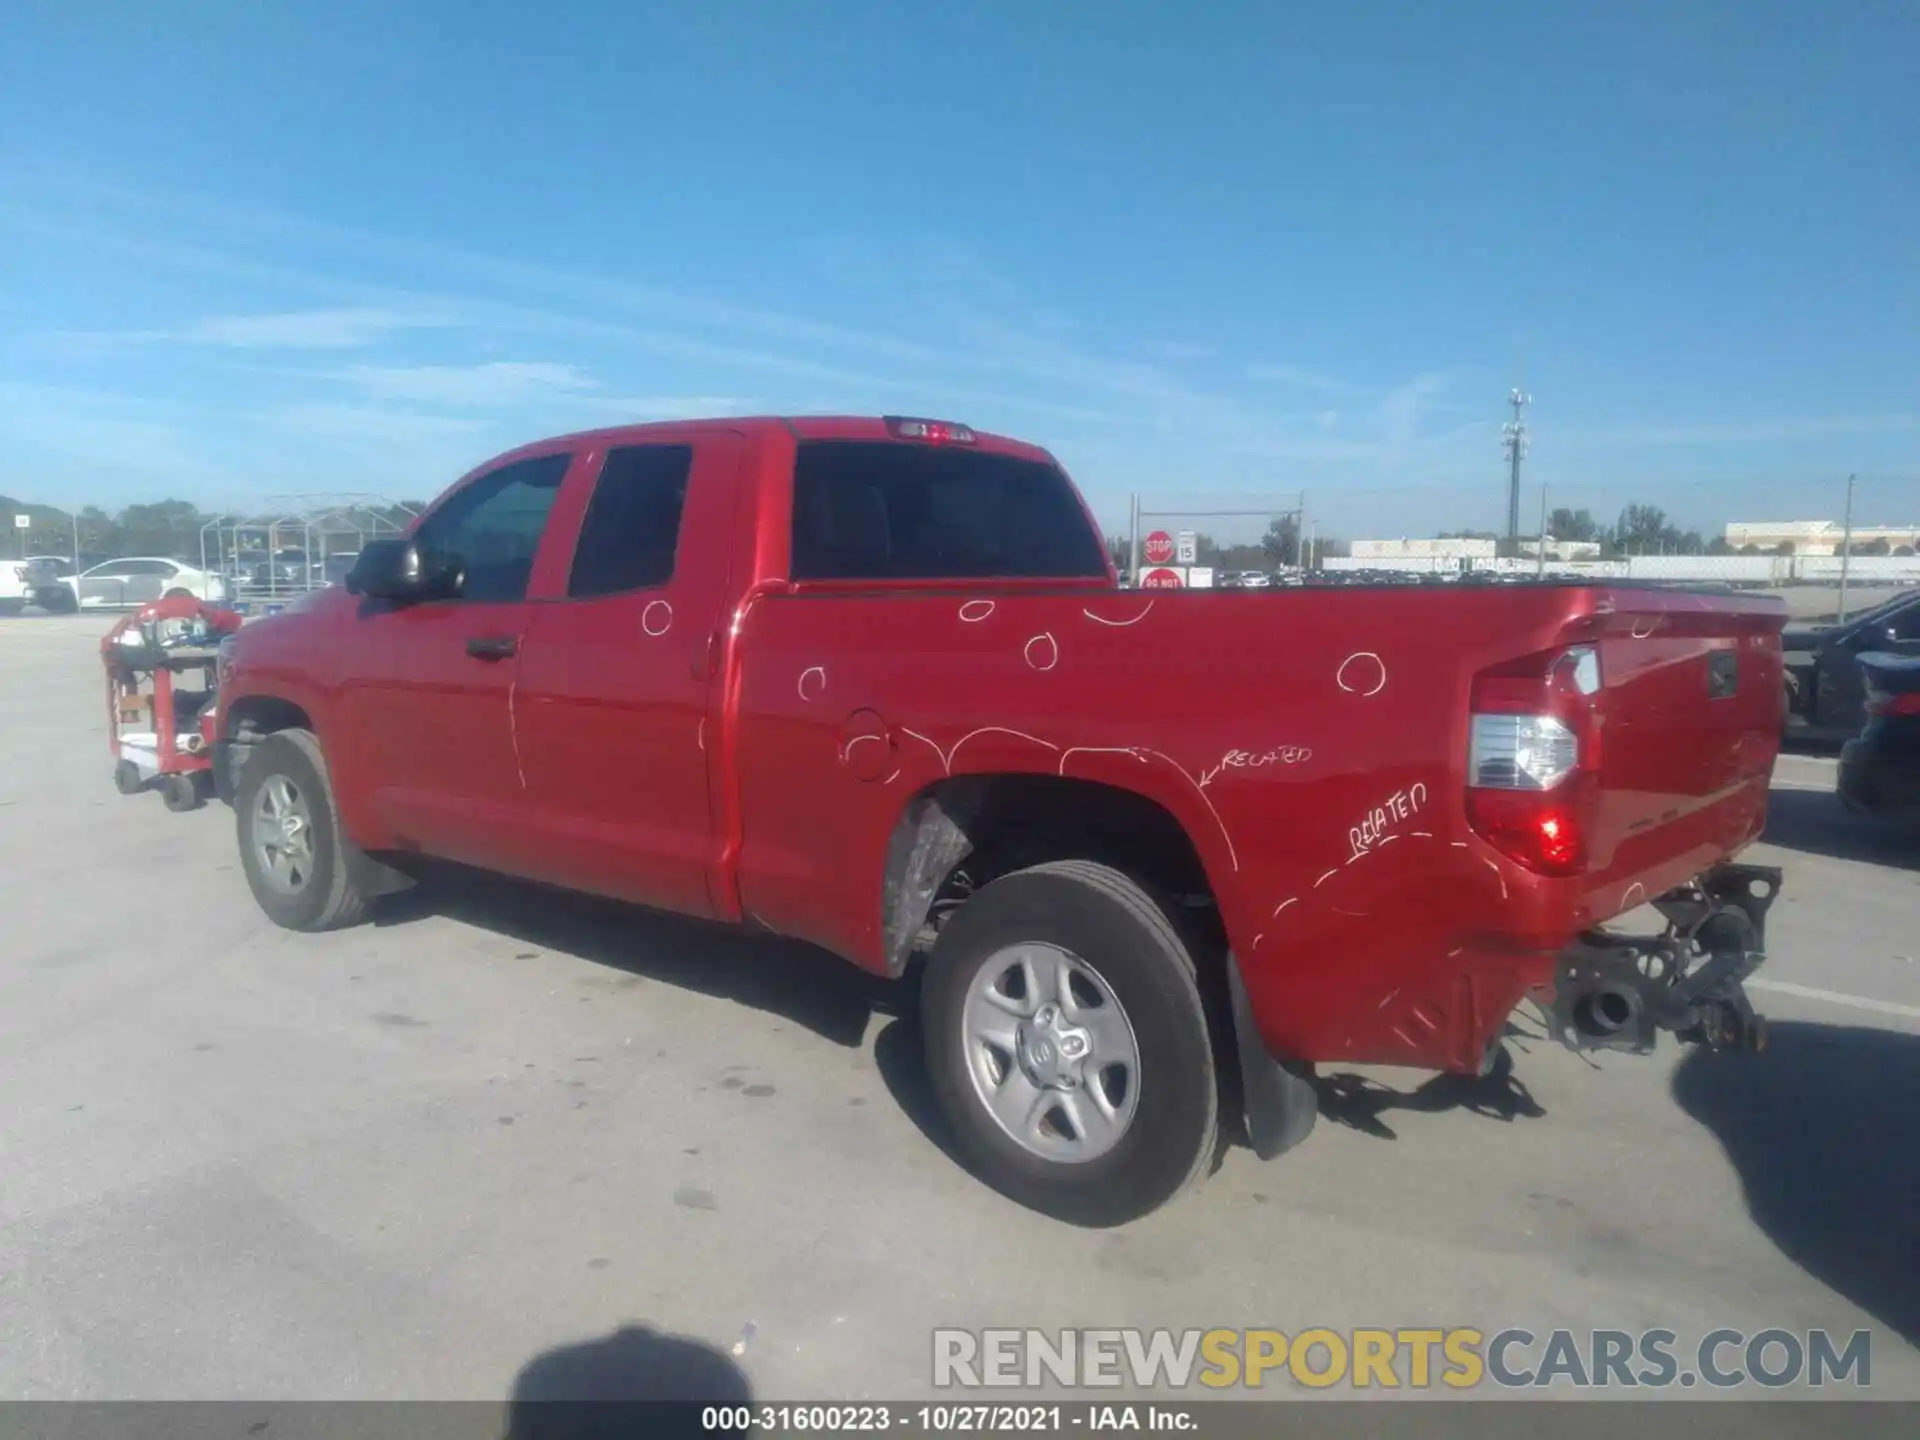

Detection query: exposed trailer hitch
xmin=1549 ymin=862 xmax=1781 ymax=1057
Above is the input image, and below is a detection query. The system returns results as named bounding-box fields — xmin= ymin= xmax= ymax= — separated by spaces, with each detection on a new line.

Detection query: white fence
xmin=1320 ymin=554 xmax=1920 ymax=585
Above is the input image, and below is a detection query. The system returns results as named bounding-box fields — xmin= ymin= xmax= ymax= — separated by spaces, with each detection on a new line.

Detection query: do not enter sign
xmin=1140 ymin=567 xmax=1184 ymax=590
xmin=1143 ymin=530 xmax=1175 ymax=566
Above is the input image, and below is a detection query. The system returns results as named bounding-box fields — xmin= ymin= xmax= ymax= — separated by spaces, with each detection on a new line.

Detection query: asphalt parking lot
xmin=3 ymin=612 xmax=1916 ymax=1417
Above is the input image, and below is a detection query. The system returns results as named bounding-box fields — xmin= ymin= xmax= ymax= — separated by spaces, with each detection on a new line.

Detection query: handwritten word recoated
xmin=1350 ymin=783 xmax=1429 ymax=860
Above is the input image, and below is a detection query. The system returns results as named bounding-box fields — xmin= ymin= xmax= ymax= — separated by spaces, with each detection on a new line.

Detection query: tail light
xmin=1466 ymin=645 xmax=1602 ymax=876
xmin=1866 ymin=688 xmax=1920 ymax=718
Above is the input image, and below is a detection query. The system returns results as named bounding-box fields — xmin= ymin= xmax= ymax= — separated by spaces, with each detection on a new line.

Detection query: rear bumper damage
xmin=1549 ymin=862 xmax=1781 ymax=1056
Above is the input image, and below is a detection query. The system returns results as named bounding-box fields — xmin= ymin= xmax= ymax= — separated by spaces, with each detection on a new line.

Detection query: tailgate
xmin=1581 ymin=589 xmax=1787 ymax=917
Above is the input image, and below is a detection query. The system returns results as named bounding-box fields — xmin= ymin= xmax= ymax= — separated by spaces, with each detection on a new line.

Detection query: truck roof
xmin=487 ymin=414 xmax=1059 ymax=468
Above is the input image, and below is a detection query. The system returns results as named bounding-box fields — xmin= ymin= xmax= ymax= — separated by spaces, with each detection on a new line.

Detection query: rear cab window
xmin=568 ymin=445 xmax=693 ymax=597
xmin=790 ymin=441 xmax=1108 ymax=581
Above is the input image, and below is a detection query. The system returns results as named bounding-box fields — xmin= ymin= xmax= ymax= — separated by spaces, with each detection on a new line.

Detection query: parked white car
xmin=0 ymin=557 xmax=34 ymax=615
xmin=71 ymin=557 xmax=229 ymax=610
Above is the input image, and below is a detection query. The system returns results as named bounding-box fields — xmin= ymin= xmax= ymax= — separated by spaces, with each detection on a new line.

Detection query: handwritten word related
xmin=1349 ymin=782 xmax=1429 ymax=860
xmin=1200 ymin=745 xmax=1313 ymax=787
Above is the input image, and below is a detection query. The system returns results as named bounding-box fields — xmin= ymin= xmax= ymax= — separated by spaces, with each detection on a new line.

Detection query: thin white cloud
xmin=1566 ymin=415 xmax=1920 ymax=446
xmin=185 ymin=307 xmax=455 ymax=349
xmin=336 ymin=361 xmax=598 ymax=406
xmin=1246 ymin=364 xmax=1372 ymax=397
xmin=266 ymin=402 xmax=495 ymax=444
xmin=1372 ymin=372 xmax=1453 ymax=446
xmin=0 ymin=382 xmax=218 ymax=479
xmin=25 ymin=307 xmax=458 ymax=356
xmin=557 ymin=394 xmax=762 ymax=421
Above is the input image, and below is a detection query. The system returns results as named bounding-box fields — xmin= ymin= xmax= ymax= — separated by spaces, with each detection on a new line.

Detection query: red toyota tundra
xmin=215 ymin=415 xmax=1789 ymax=1224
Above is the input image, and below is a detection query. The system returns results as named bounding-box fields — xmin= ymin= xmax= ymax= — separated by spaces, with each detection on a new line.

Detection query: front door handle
xmin=466 ymin=635 xmax=518 ymax=661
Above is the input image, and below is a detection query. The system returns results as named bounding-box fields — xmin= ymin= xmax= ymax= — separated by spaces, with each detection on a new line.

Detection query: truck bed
xmin=728 ymin=579 xmax=1785 ymax=1071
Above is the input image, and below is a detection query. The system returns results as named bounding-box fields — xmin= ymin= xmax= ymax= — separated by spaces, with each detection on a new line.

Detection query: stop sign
xmin=1140 ymin=567 xmax=1184 ymax=590
xmin=1143 ymin=530 xmax=1175 ymax=566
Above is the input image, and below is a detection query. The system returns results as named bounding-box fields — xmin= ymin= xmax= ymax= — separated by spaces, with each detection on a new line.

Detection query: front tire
xmin=920 ymin=859 xmax=1221 ymax=1226
xmin=234 ymin=728 xmax=372 ymax=931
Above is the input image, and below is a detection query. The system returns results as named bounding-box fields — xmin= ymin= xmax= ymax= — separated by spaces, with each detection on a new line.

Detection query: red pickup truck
xmin=216 ymin=415 xmax=1789 ymax=1224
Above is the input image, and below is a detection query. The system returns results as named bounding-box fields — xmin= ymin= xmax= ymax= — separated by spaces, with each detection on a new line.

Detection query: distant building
xmin=1723 ymin=520 xmax=1920 ymax=556
xmin=1519 ymin=539 xmax=1604 ymax=560
xmin=1349 ymin=537 xmax=1496 ymax=561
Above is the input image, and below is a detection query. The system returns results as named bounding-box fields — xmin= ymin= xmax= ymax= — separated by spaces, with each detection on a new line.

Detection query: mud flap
xmin=1228 ymin=958 xmax=1319 ymax=1160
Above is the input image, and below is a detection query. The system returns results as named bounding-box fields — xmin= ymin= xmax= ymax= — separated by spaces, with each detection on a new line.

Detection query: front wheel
xmin=234 ymin=728 xmax=372 ymax=931
xmin=920 ymin=859 xmax=1221 ymax=1226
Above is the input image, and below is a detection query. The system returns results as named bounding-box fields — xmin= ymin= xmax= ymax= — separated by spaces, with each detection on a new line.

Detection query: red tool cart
xmin=101 ymin=594 xmax=244 ymax=812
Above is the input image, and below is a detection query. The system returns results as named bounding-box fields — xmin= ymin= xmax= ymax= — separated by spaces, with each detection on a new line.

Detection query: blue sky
xmin=2 ymin=0 xmax=1915 ymax=541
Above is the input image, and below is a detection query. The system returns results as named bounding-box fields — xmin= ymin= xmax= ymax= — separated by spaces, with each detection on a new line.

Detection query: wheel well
xmin=224 ymin=695 xmax=313 ymax=743
xmin=879 ymin=774 xmax=1220 ymax=978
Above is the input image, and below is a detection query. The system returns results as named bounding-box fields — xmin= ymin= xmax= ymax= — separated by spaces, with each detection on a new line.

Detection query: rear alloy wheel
xmin=234 ymin=728 xmax=372 ymax=931
xmin=921 ymin=860 xmax=1220 ymax=1225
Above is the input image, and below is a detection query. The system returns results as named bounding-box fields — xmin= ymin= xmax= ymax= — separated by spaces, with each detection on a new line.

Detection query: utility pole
xmin=1502 ymin=388 xmax=1531 ymax=542
xmin=1537 ymin=484 xmax=1549 ymax=578
xmin=1837 ymin=474 xmax=1856 ymax=624
xmin=1127 ymin=492 xmax=1141 ymax=586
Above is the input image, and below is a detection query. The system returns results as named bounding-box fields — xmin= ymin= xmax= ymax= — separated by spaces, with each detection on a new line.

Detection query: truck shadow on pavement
xmin=1671 ymin=1021 xmax=1920 ymax=1348
xmin=374 ymin=865 xmax=900 ymax=1049
xmin=1309 ymin=1031 xmax=1549 ymax=1141
xmin=378 ymin=865 xmax=1558 ymax=1169
xmin=1759 ymin=787 xmax=1920 ymax=870
xmin=506 ymin=1322 xmax=751 ymax=1439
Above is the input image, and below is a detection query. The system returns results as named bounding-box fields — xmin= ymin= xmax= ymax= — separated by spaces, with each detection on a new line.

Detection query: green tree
xmin=1259 ymin=515 xmax=1301 ymax=567
xmin=116 ymin=500 xmax=209 ymax=560
xmin=1547 ymin=507 xmax=1601 ymax=543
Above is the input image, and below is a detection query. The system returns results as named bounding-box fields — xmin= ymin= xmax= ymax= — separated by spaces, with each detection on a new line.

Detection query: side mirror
xmin=345 ymin=539 xmax=462 ymax=603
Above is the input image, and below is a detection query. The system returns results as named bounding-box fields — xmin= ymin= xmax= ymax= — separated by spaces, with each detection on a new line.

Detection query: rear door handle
xmin=466 ymin=635 xmax=518 ymax=661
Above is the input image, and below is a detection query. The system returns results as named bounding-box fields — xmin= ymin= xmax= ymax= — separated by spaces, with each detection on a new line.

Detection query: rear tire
xmin=113 ymin=759 xmax=145 ymax=795
xmin=162 ymin=772 xmax=205 ymax=812
xmin=920 ymin=859 xmax=1220 ymax=1226
xmin=234 ymin=728 xmax=372 ymax=931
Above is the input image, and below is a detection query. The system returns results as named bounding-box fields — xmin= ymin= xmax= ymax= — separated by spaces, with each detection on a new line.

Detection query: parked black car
xmin=249 ymin=547 xmax=312 ymax=590
xmin=1783 ymin=588 xmax=1920 ymax=738
xmin=1837 ymin=652 xmax=1920 ymax=823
